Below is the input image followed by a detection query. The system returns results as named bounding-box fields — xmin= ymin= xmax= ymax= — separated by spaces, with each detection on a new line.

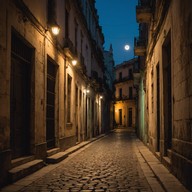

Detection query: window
xmin=75 ymin=20 xmax=78 ymax=52
xmin=76 ymin=85 xmax=78 ymax=107
xmin=47 ymin=0 xmax=56 ymax=24
xmin=79 ymin=90 xmax=82 ymax=107
xmin=80 ymin=31 xmax=83 ymax=54
xmin=129 ymin=68 xmax=133 ymax=79
xmin=119 ymin=88 xmax=122 ymax=98
xmin=65 ymin=9 xmax=69 ymax=38
xmin=67 ymin=74 xmax=72 ymax=122
xmin=119 ymin=72 xmax=122 ymax=80
xmin=129 ymin=87 xmax=133 ymax=99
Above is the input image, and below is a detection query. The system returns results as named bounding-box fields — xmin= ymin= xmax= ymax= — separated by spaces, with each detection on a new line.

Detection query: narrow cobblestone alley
xmin=1 ymin=129 xmax=188 ymax=192
xmin=20 ymin=129 xmax=152 ymax=192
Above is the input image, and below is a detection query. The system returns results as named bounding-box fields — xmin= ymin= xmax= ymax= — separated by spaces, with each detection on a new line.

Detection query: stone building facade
xmin=114 ymin=58 xmax=137 ymax=129
xmin=103 ymin=44 xmax=115 ymax=130
xmin=0 ymin=0 xmax=113 ymax=186
xmin=134 ymin=0 xmax=192 ymax=190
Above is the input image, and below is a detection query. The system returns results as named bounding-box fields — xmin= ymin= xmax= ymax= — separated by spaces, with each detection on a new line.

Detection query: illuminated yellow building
xmin=114 ymin=58 xmax=138 ymax=129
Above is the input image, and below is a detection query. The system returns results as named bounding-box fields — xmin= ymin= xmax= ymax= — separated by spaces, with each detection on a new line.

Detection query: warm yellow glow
xmin=86 ymin=89 xmax=90 ymax=93
xmin=100 ymin=96 xmax=103 ymax=99
xmin=51 ymin=25 xmax=60 ymax=35
xmin=72 ymin=59 xmax=77 ymax=66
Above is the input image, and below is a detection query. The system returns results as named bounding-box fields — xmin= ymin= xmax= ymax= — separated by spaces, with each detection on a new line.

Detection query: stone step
xmin=46 ymin=152 xmax=68 ymax=164
xmin=11 ymin=156 xmax=35 ymax=169
xmin=9 ymin=159 xmax=44 ymax=182
xmin=47 ymin=148 xmax=60 ymax=157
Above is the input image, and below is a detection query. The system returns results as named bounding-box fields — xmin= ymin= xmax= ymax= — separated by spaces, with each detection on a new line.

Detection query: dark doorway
xmin=46 ymin=58 xmax=57 ymax=149
xmin=156 ymin=64 xmax=160 ymax=151
xmin=128 ymin=108 xmax=132 ymax=127
xmin=92 ymin=100 xmax=94 ymax=137
xmin=119 ymin=109 xmax=122 ymax=125
xmin=163 ymin=31 xmax=172 ymax=153
xmin=10 ymin=32 xmax=32 ymax=159
xmin=129 ymin=68 xmax=133 ymax=79
xmin=85 ymin=96 xmax=87 ymax=138
xmin=75 ymin=85 xmax=79 ymax=143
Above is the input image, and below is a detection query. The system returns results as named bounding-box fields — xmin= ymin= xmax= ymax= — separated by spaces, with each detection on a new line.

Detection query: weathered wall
xmin=145 ymin=0 xmax=192 ymax=189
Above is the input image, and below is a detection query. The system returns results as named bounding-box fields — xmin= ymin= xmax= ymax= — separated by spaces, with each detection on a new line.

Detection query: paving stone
xmin=5 ymin=130 xmax=188 ymax=191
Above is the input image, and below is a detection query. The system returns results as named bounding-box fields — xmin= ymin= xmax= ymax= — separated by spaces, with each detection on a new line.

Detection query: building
xmin=103 ymin=44 xmax=115 ymax=130
xmin=134 ymin=0 xmax=192 ymax=190
xmin=114 ymin=58 xmax=138 ymax=129
xmin=104 ymin=44 xmax=115 ymax=91
xmin=0 ymin=0 xmax=112 ymax=186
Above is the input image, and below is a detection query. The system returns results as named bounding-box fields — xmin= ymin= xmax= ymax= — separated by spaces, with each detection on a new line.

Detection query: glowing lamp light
xmin=72 ymin=59 xmax=77 ymax=66
xmin=100 ymin=96 xmax=103 ymax=99
xmin=124 ymin=44 xmax=130 ymax=51
xmin=51 ymin=24 xmax=60 ymax=35
xmin=86 ymin=89 xmax=90 ymax=93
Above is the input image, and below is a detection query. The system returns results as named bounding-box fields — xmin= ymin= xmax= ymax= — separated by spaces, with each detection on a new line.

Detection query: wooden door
xmin=46 ymin=59 xmax=56 ymax=149
xmin=10 ymin=33 xmax=31 ymax=159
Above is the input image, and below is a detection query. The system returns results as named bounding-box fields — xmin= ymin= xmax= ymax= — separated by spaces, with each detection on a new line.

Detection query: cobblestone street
xmin=19 ymin=129 xmax=151 ymax=192
xmin=1 ymin=129 xmax=188 ymax=192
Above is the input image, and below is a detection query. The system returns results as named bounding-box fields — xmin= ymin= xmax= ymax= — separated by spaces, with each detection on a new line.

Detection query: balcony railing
xmin=134 ymin=36 xmax=146 ymax=56
xmin=114 ymin=95 xmax=136 ymax=101
xmin=136 ymin=0 xmax=152 ymax=23
xmin=114 ymin=75 xmax=133 ymax=84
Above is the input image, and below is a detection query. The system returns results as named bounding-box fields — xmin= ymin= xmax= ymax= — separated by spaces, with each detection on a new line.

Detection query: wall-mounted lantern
xmin=86 ymin=89 xmax=90 ymax=93
xmin=84 ymin=88 xmax=90 ymax=94
xmin=71 ymin=59 xmax=78 ymax=66
xmin=50 ymin=23 xmax=60 ymax=36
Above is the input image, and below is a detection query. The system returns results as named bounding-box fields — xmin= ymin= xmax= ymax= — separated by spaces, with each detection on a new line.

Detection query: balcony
xmin=134 ymin=37 xmax=146 ymax=56
xmin=77 ymin=54 xmax=86 ymax=73
xmin=114 ymin=75 xmax=133 ymax=84
xmin=114 ymin=95 xmax=135 ymax=102
xmin=136 ymin=0 xmax=152 ymax=23
xmin=63 ymin=37 xmax=77 ymax=58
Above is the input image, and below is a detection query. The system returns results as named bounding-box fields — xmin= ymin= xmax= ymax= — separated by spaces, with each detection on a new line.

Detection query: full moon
xmin=124 ymin=45 xmax=130 ymax=50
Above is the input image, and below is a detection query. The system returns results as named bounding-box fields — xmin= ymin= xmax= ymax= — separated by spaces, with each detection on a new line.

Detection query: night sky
xmin=95 ymin=0 xmax=139 ymax=65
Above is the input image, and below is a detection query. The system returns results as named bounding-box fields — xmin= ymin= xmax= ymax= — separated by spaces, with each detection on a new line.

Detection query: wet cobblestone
xmin=20 ymin=130 xmax=152 ymax=192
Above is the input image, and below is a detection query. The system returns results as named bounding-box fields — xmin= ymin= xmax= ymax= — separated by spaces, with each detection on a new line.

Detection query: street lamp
xmin=72 ymin=59 xmax=77 ymax=66
xmin=51 ymin=24 xmax=60 ymax=35
xmin=86 ymin=89 xmax=90 ymax=93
